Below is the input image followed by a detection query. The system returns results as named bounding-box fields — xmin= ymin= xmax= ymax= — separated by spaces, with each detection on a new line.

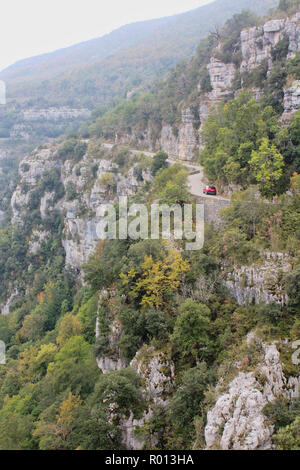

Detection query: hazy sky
xmin=0 ymin=0 xmax=213 ymax=72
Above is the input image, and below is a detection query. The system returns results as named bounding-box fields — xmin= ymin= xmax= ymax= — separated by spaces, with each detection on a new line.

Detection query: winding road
xmin=102 ymin=142 xmax=229 ymax=202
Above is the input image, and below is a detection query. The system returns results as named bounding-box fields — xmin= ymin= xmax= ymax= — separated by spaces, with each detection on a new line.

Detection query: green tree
xmin=151 ymin=151 xmax=168 ymax=176
xmin=170 ymin=363 xmax=214 ymax=445
xmin=273 ymin=416 xmax=300 ymax=450
xmin=171 ymin=299 xmax=212 ymax=363
xmin=250 ymin=138 xmax=284 ymax=197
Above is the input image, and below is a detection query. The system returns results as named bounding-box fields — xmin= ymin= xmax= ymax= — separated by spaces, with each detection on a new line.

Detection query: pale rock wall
xmin=11 ymin=147 xmax=58 ymax=224
xmin=10 ymin=124 xmax=32 ymax=140
xmin=241 ymin=26 xmax=270 ymax=73
xmin=225 ymin=252 xmax=292 ymax=306
xmin=160 ymin=107 xmax=198 ymax=161
xmin=131 ymin=346 xmax=175 ymax=405
xmin=0 ymin=210 xmax=4 ymax=227
xmin=207 ymin=57 xmax=236 ymax=101
xmin=122 ymin=345 xmax=175 ymax=450
xmin=205 ymin=334 xmax=299 ymax=450
xmin=1 ymin=290 xmax=20 ymax=315
xmin=282 ymin=80 xmax=300 ymax=121
xmin=28 ymin=230 xmax=50 ymax=254
xmin=61 ymin=157 xmax=151 ymax=269
xmin=241 ymin=12 xmax=300 ymax=74
xmin=23 ymin=107 xmax=91 ymax=121
xmin=10 ymin=144 xmax=151 ymax=276
xmin=96 ymin=309 xmax=127 ymax=373
xmin=40 ymin=191 xmax=55 ymax=219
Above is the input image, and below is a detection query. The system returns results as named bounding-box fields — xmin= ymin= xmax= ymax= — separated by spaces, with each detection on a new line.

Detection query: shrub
xmin=151 ymin=151 xmax=168 ymax=176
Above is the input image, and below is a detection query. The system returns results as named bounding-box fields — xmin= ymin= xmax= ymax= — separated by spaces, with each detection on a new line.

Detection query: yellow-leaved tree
xmin=121 ymin=243 xmax=189 ymax=309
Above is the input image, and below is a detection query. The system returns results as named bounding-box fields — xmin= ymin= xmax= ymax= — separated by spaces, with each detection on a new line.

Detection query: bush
xmin=151 ymin=151 xmax=168 ymax=176
xmin=285 ymin=266 xmax=300 ymax=311
xmin=171 ymin=299 xmax=213 ymax=364
xmin=170 ymin=363 xmax=214 ymax=444
xmin=65 ymin=181 xmax=77 ymax=201
xmin=118 ymin=307 xmax=167 ymax=360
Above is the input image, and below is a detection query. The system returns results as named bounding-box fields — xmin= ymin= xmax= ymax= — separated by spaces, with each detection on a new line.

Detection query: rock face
xmin=28 ymin=230 xmax=50 ymax=254
xmin=11 ymin=147 xmax=58 ymax=224
xmin=22 ymin=107 xmax=91 ymax=121
xmin=160 ymin=58 xmax=236 ymax=160
xmin=1 ymin=291 xmax=19 ymax=315
xmin=207 ymin=58 xmax=236 ymax=100
xmin=6 ymin=106 xmax=91 ymax=140
xmin=160 ymin=108 xmax=198 ymax=161
xmin=62 ymin=158 xmax=151 ymax=269
xmin=205 ymin=334 xmax=299 ymax=450
xmin=96 ymin=307 xmax=127 ymax=373
xmin=241 ymin=26 xmax=269 ymax=73
xmin=225 ymin=252 xmax=292 ymax=306
xmin=122 ymin=345 xmax=175 ymax=450
xmin=10 ymin=124 xmax=32 ymax=140
xmin=131 ymin=346 xmax=175 ymax=406
xmin=282 ymin=80 xmax=300 ymax=121
xmin=241 ymin=12 xmax=300 ymax=74
xmin=10 ymin=143 xmax=151 ymax=272
xmin=108 ymin=12 xmax=300 ymax=161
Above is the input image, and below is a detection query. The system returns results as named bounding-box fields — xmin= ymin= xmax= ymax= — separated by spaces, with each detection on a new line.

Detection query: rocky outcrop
xmin=96 ymin=313 xmax=127 ymax=373
xmin=131 ymin=346 xmax=175 ymax=406
xmin=28 ymin=230 xmax=50 ymax=254
xmin=160 ymin=108 xmax=198 ymax=161
xmin=225 ymin=252 xmax=292 ymax=306
xmin=241 ymin=12 xmax=300 ymax=74
xmin=0 ymin=210 xmax=4 ymax=227
xmin=198 ymin=95 xmax=212 ymax=151
xmin=11 ymin=147 xmax=58 ymax=224
xmin=22 ymin=107 xmax=91 ymax=121
xmin=10 ymin=124 xmax=32 ymax=140
xmin=122 ymin=345 xmax=175 ymax=450
xmin=282 ymin=80 xmax=300 ymax=121
xmin=1 ymin=290 xmax=20 ymax=315
xmin=0 ymin=149 xmax=7 ymax=160
xmin=62 ymin=157 xmax=151 ymax=269
xmin=241 ymin=26 xmax=270 ymax=73
xmin=10 ymin=143 xmax=151 ymax=271
xmin=207 ymin=58 xmax=236 ymax=101
xmin=205 ymin=334 xmax=299 ymax=450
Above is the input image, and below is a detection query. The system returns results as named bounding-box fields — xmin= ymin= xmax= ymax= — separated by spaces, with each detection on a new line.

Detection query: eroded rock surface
xmin=205 ymin=335 xmax=299 ymax=450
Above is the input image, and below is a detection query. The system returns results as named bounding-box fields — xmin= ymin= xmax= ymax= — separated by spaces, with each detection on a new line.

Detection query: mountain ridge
xmin=1 ymin=0 xmax=277 ymax=107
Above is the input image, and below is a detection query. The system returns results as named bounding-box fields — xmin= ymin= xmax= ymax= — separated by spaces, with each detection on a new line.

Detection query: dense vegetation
xmin=200 ymin=92 xmax=300 ymax=196
xmin=0 ymin=1 xmax=299 ymax=451
xmin=0 ymin=148 xmax=299 ymax=449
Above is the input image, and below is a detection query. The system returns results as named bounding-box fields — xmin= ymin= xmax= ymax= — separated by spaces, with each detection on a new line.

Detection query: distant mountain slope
xmin=1 ymin=0 xmax=277 ymax=107
xmin=0 ymin=19 xmax=169 ymax=83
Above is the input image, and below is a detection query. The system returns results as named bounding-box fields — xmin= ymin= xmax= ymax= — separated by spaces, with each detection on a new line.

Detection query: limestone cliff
xmin=6 ymin=140 xmax=151 ymax=300
xmin=122 ymin=345 xmax=175 ymax=450
xmin=241 ymin=13 xmax=300 ymax=74
xmin=112 ymin=11 xmax=300 ymax=162
xmin=224 ymin=252 xmax=293 ymax=306
xmin=205 ymin=334 xmax=300 ymax=450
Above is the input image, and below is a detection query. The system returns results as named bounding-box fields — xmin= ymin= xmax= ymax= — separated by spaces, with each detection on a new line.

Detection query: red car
xmin=203 ymin=185 xmax=217 ymax=195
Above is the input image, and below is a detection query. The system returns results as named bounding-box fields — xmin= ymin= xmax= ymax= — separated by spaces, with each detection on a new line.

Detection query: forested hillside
xmin=0 ymin=0 xmax=299 ymax=451
xmin=1 ymin=0 xmax=277 ymax=108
